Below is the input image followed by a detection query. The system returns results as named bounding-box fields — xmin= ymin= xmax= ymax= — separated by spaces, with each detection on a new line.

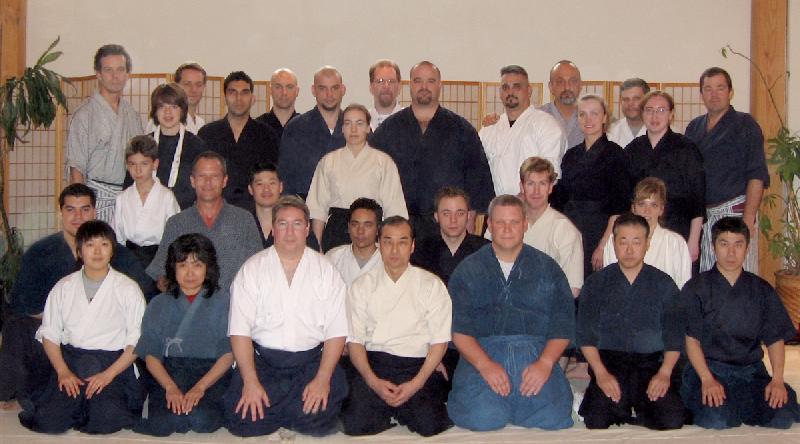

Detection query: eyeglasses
xmin=643 ymin=106 xmax=670 ymax=115
xmin=373 ymin=78 xmax=398 ymax=86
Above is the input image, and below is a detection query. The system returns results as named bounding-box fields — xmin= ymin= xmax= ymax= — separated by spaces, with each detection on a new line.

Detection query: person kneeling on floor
xmin=577 ymin=213 xmax=687 ymax=429
xmin=681 ymin=216 xmax=800 ymax=429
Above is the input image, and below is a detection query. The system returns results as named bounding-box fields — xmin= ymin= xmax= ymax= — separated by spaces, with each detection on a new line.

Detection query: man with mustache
xmin=278 ymin=66 xmax=346 ymax=199
xmin=368 ymin=59 xmax=404 ymax=131
xmin=539 ymin=60 xmax=584 ymax=149
xmin=370 ymin=61 xmax=494 ymax=242
xmin=479 ymin=65 xmax=567 ymax=196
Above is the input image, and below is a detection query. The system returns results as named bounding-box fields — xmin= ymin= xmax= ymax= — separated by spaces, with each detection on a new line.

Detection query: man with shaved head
xmin=256 ymin=68 xmax=300 ymax=139
xmin=278 ymin=66 xmax=346 ymax=198
xmin=370 ymin=61 xmax=494 ymax=242
xmin=540 ymin=60 xmax=584 ymax=148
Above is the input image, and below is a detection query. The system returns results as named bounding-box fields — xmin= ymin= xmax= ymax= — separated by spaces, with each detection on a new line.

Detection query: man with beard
xmin=607 ymin=78 xmax=649 ymax=148
xmin=278 ymin=66 xmax=347 ymax=198
xmin=198 ymin=71 xmax=279 ymax=212
xmin=539 ymin=60 xmax=584 ymax=148
xmin=370 ymin=61 xmax=494 ymax=242
xmin=256 ymin=68 xmax=300 ymax=139
xmin=479 ymin=65 xmax=567 ymax=196
xmin=368 ymin=59 xmax=404 ymax=131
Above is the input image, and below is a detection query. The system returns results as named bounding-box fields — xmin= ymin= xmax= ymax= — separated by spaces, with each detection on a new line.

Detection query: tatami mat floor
xmin=2 ymin=347 xmax=799 ymax=443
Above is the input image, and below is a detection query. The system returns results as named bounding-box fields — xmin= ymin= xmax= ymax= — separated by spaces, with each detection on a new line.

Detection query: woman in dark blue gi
xmin=18 ymin=221 xmax=145 ymax=434
xmin=681 ymin=217 xmax=800 ymax=429
xmin=134 ymin=233 xmax=233 ymax=436
xmin=552 ymin=95 xmax=631 ymax=279
xmin=624 ymin=91 xmax=705 ymax=261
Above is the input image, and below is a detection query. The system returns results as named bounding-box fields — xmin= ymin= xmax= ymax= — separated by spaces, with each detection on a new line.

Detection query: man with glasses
xmin=368 ymin=59 xmax=404 ymax=131
xmin=226 ymin=196 xmax=348 ymax=437
xmin=370 ymin=61 xmax=494 ymax=242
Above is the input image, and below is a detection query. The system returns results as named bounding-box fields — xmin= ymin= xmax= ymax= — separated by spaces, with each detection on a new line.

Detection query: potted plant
xmin=722 ymin=45 xmax=800 ymax=341
xmin=0 ymin=37 xmax=69 ymax=322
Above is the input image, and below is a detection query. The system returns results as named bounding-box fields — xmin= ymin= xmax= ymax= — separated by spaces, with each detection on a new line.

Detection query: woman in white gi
xmin=19 ymin=220 xmax=146 ymax=434
xmin=134 ymin=233 xmax=233 ymax=436
xmin=603 ymin=177 xmax=692 ymax=288
xmin=307 ymin=103 xmax=407 ymax=252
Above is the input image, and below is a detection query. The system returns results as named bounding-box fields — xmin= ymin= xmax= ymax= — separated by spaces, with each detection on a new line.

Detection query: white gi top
xmin=325 ymin=244 xmax=382 ymax=286
xmin=36 ymin=268 xmax=145 ymax=351
xmin=307 ymin=144 xmax=408 ymax=222
xmin=145 ymin=113 xmax=205 ymax=135
xmin=607 ymin=117 xmax=647 ymax=149
xmin=347 ymin=265 xmax=452 ymax=358
xmin=228 ymin=247 xmax=348 ymax=352
xmin=479 ymin=106 xmax=567 ymax=195
xmin=485 ymin=205 xmax=583 ymax=290
xmin=603 ymin=224 xmax=692 ymax=289
xmin=113 ymin=180 xmax=180 ymax=246
xmin=368 ymin=104 xmax=404 ymax=131
xmin=66 ymin=91 xmax=144 ymax=185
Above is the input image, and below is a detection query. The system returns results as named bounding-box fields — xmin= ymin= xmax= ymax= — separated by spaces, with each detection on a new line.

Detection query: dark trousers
xmin=321 ymin=208 xmax=350 ymax=253
xmin=682 ymin=359 xmax=800 ymax=429
xmin=409 ymin=213 xmax=438 ymax=246
xmin=341 ymin=351 xmax=452 ymax=437
xmin=18 ymin=345 xmax=144 ymax=434
xmin=580 ymin=350 xmax=686 ymax=430
xmin=125 ymin=242 xmax=158 ymax=271
xmin=134 ymin=357 xmax=231 ymax=436
xmin=224 ymin=344 xmax=347 ymax=437
xmin=0 ymin=316 xmax=50 ymax=402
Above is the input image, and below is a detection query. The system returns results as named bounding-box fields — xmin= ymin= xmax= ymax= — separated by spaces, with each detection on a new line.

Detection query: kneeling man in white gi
xmin=342 ymin=216 xmax=453 ymax=437
xmin=225 ymin=195 xmax=348 ymax=437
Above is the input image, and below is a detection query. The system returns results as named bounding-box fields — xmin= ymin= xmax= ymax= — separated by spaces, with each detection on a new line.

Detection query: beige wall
xmin=26 ymin=0 xmax=752 ymax=112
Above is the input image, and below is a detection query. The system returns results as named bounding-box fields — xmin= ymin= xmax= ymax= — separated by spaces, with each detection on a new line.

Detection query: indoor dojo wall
xmin=13 ymin=0 xmax=755 ymax=246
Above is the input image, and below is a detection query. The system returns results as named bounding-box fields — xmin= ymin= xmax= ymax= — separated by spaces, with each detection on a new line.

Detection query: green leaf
xmin=35 ymin=36 xmax=61 ymax=66
xmin=37 ymin=51 xmax=62 ymax=67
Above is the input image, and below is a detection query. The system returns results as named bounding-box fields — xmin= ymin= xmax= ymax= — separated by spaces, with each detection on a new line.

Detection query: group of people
xmin=0 ymin=42 xmax=798 ymax=437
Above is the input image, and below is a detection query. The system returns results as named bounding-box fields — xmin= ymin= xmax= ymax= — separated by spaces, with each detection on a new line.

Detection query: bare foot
xmin=564 ymin=360 xmax=590 ymax=380
xmin=0 ymin=400 xmax=21 ymax=412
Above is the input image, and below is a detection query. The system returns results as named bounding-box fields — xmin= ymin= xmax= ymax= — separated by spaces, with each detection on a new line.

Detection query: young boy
xmin=578 ymin=213 xmax=686 ymax=430
xmin=682 ymin=217 xmax=800 ymax=429
xmin=114 ymin=135 xmax=180 ymax=268
xmin=18 ymin=220 xmax=146 ymax=434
